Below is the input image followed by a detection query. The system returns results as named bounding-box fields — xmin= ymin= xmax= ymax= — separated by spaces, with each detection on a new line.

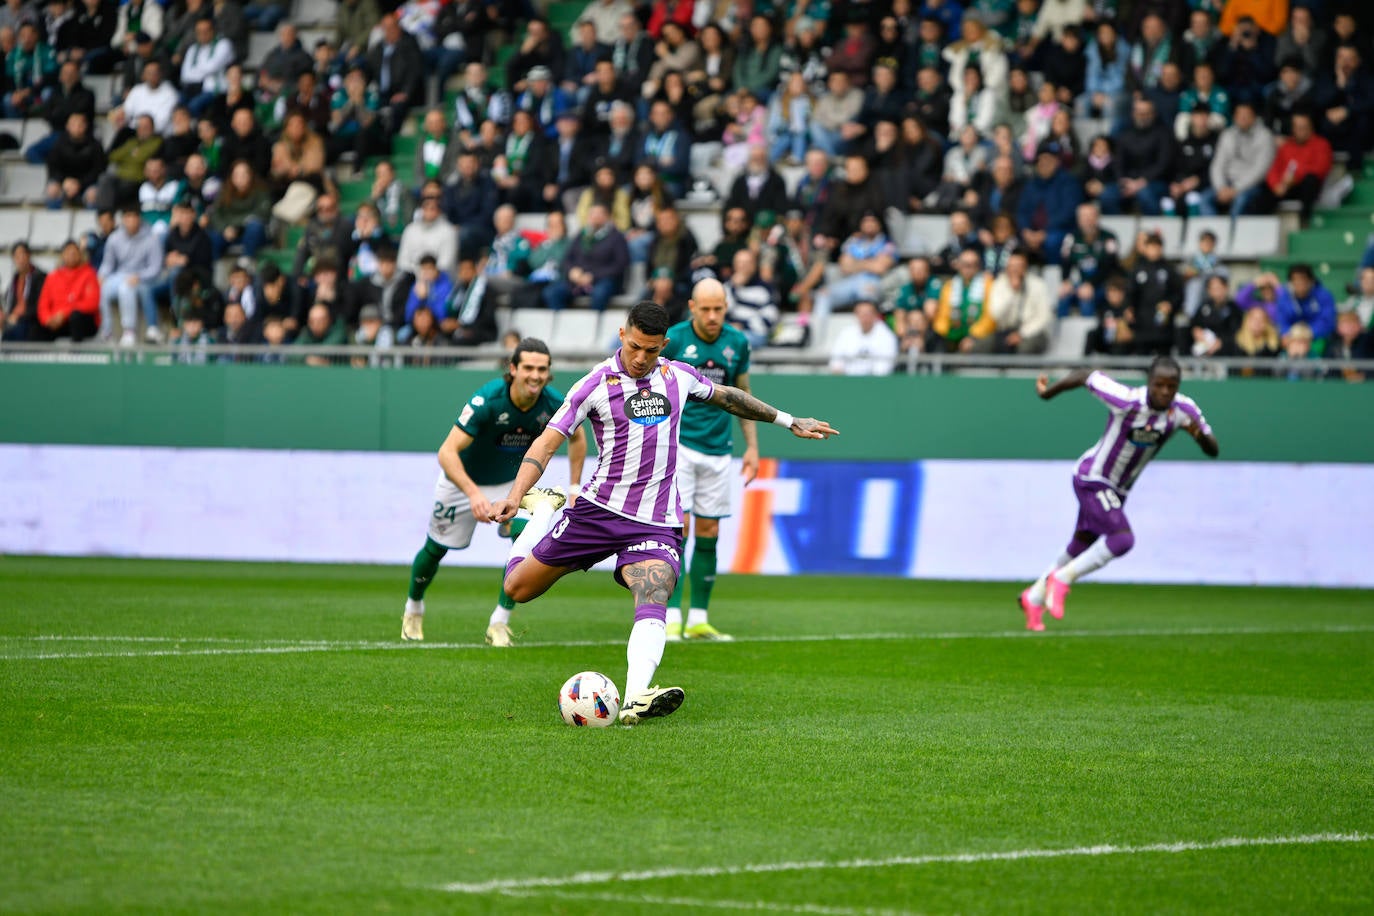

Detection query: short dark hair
xmin=1288 ymin=263 xmax=1315 ymax=281
xmin=626 ymin=300 xmax=671 ymax=337
xmin=259 ymin=263 xmax=282 ymax=285
xmin=507 ymin=338 xmax=551 ymax=379
xmin=1149 ymin=355 xmax=1182 ymax=378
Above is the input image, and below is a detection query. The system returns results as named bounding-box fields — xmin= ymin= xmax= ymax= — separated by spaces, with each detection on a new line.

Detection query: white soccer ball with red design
xmin=558 ymin=671 xmax=621 ymax=727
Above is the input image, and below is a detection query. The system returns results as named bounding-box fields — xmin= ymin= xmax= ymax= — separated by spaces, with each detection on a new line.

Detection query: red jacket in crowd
xmin=1265 ymin=134 xmax=1333 ymax=193
xmin=37 ymin=264 xmax=100 ymax=328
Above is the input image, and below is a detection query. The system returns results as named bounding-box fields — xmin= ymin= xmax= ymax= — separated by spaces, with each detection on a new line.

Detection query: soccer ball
xmin=558 ymin=671 xmax=621 ymax=727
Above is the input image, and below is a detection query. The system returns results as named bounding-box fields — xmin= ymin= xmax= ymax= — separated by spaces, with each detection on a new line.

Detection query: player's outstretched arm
xmin=436 ymin=426 xmax=493 ymax=522
xmin=1036 ymin=368 xmax=1093 ymax=401
xmin=490 ymin=427 xmax=567 ymax=522
xmin=566 ymin=424 xmax=588 ymax=501
xmin=1186 ymin=424 xmax=1221 ymax=458
xmin=708 ymin=384 xmax=839 ymax=440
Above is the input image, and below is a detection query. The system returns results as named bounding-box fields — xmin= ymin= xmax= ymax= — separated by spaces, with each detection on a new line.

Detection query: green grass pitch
xmin=2 ymin=556 xmax=1371 ymax=914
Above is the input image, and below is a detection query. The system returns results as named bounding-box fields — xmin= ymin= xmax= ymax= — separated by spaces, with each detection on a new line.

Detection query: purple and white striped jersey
xmin=1075 ymin=371 xmax=1212 ymax=494
xmin=549 ymin=352 xmax=716 ymax=527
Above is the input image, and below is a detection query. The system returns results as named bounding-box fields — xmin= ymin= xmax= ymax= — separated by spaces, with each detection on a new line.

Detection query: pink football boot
xmin=1045 ymin=574 xmax=1070 ymax=620
xmin=1019 ymin=589 xmax=1045 ymax=631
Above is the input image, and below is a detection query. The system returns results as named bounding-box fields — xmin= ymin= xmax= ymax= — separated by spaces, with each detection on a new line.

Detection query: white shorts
xmin=427 ymin=473 xmax=513 ymax=549
xmin=676 ymin=446 xmax=733 ymax=519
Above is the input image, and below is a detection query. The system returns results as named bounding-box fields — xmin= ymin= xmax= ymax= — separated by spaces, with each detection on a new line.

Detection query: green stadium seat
xmin=1285 ymin=229 xmax=1368 ymax=259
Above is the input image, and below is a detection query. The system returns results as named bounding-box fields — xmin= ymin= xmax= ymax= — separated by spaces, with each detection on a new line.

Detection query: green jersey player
xmin=658 ymin=278 xmax=759 ymax=641
xmin=403 ymin=339 xmax=587 ymax=644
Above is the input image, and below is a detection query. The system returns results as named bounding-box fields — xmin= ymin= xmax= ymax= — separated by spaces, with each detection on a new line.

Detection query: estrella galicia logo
xmin=1128 ymin=425 xmax=1164 ymax=446
xmin=626 ymin=389 xmax=671 ymax=426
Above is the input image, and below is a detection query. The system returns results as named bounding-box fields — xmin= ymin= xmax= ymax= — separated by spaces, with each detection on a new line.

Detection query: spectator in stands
xmin=901 ymin=116 xmax=944 ymax=211
xmin=326 ymin=66 xmax=385 ymax=166
xmin=260 ymin=21 xmax=310 ymax=86
xmin=406 ymin=305 xmax=446 ymax=352
xmin=639 ymin=265 xmax=683 ymax=325
xmin=1276 ymin=263 xmax=1336 ymax=353
xmin=443 ymin=151 xmax=498 ymax=256
xmin=931 ymin=248 xmax=995 ymax=352
xmin=1198 ymin=100 xmax=1273 ymax=217
xmin=827 ymin=19 xmax=877 ymax=89
xmin=449 ymin=257 xmax=500 ymax=346
xmin=1315 ymin=42 xmax=1374 ymax=171
xmin=97 ymin=208 xmax=163 ymax=345
xmin=222 ymin=108 xmax=271 ymax=180
xmin=269 ymin=111 xmax=327 ymax=213
xmin=216 ymin=300 xmax=259 ymax=349
xmin=542 ymin=202 xmax=628 ymax=311
xmin=1276 ymin=322 xmax=1322 ymax=379
xmin=517 ymin=65 xmax=572 ymax=140
xmin=623 ymin=163 xmax=666 ymax=262
xmin=160 ymin=105 xmax=198 ymax=171
xmin=932 ymin=208 xmax=983 ymax=273
xmin=1328 ymin=309 xmax=1371 ymax=368
xmin=293 ymin=301 xmax=347 ymax=364
xmin=168 ymin=304 xmax=212 ymax=362
xmin=1346 ymin=266 xmax=1374 ymax=328
xmin=349 ymin=303 xmax=391 ymax=362
xmin=403 ymin=254 xmax=456 ymax=339
xmin=2 ymin=242 xmax=44 ymax=342
xmin=809 ymin=70 xmax=864 ymax=156
xmin=368 ymin=14 xmax=424 ymax=132
xmin=118 ymin=58 xmax=178 ymax=133
xmin=1080 ymin=18 xmax=1126 ymax=121
xmin=44 ymin=110 xmax=103 ymax=209
xmin=25 ymin=59 xmax=93 ymax=165
xmin=577 ymin=0 xmax=630 ymax=45
xmin=208 ymin=159 xmax=271 ymax=259
xmin=818 ymin=154 xmax=886 ymax=248
xmin=1161 ymin=105 xmax=1216 ymax=217
xmin=968 ymin=153 xmax=1020 ymax=230
xmin=170 ymin=266 xmax=224 ymax=329
xmin=1263 ymin=57 xmax=1315 ymax=138
xmin=1272 ymin=4 xmax=1323 ymax=74
xmin=829 ymin=300 xmax=899 ymax=375
xmin=545 ymin=109 xmax=595 ymax=212
xmin=949 ymin=62 xmax=1005 ymax=136
xmin=3 ymin=22 xmax=56 ymax=118
xmin=1255 ymin=110 xmax=1331 ymax=220
xmin=733 ymin=13 xmax=783 ymax=102
xmin=766 ymin=71 xmax=813 ymax=164
xmin=32 ymin=239 xmax=98 ymax=341
xmin=981 ymin=212 xmax=1019 ymax=276
xmin=287 ymin=191 xmax=345 ymax=280
xmin=492 ymin=108 xmax=549 ymax=212
xmin=335 ymin=0 xmax=378 ymax=65
xmin=1216 ymin=15 xmax=1276 ymax=107
xmin=576 ymin=163 xmax=631 ymax=230
xmin=453 ymin=63 xmax=511 ymax=146
xmin=178 ymin=17 xmax=233 ymax=117
xmin=644 ymin=204 xmax=696 ymax=298
xmin=636 ymin=97 xmax=690 ymax=199
xmin=720 ymin=87 xmax=767 ymax=172
xmin=506 ymin=18 xmax=566 ymax=97
xmin=592 ymin=100 xmax=637 ymax=180
xmin=1189 ymin=273 xmax=1242 ymax=357
xmin=1177 ymin=9 xmax=1221 ymax=77
xmin=823 ymin=209 xmax=898 ymax=314
xmin=152 ymin=197 xmax=211 ymax=307
xmin=137 ymin=155 xmax=181 ymax=237
xmin=858 ymin=59 xmax=909 ymax=134
xmin=71 ymin=0 xmax=119 ymax=75
xmin=413 ymin=107 xmax=458 ymax=189
xmin=565 ymin=20 xmax=607 ymax=103
xmin=97 ymin=113 xmax=161 ymax=211
xmin=515 ymin=208 xmax=569 ymax=308
xmin=725 ymin=143 xmax=788 ymax=222
xmin=983 ymin=246 xmax=1053 ymax=354
xmin=580 ymin=58 xmax=631 ymax=141
xmin=482 ymin=205 xmax=531 ymax=301
xmin=1016 ymin=140 xmax=1083 ymax=263
xmin=369 ymin=160 xmax=406 ymax=237
xmin=1229 ymin=303 xmax=1280 ymax=366
xmin=1125 ymin=229 xmax=1180 ymax=356
xmin=725 ymin=247 xmax=779 ymax=347
xmin=790 ymin=148 xmax=834 ymax=230
xmin=351 ymin=240 xmax=412 ymax=331
xmin=1102 ymin=96 xmax=1174 ymax=215
xmin=399 ymin=192 xmax=459 ymax=277
xmin=890 ymin=255 xmax=937 ymax=354
xmin=928 ymin=124 xmax=988 ymax=213
xmin=284 ymin=70 xmax=331 ymax=137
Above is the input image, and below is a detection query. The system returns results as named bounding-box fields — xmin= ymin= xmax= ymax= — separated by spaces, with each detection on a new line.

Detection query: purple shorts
xmin=533 ymin=498 xmax=683 ymax=586
xmin=1072 ymin=477 xmax=1132 ymax=537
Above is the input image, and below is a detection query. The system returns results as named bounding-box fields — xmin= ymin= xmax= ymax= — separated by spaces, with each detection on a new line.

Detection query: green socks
xmin=408 ymin=537 xmax=448 ymax=600
xmin=688 ymin=536 xmax=718 ymax=610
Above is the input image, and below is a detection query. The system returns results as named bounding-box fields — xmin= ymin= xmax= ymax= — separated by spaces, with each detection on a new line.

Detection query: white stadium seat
xmin=553 ymin=309 xmax=601 ymax=350
xmin=1181 ymin=216 xmax=1233 ymax=259
xmin=1048 ymin=315 xmax=1095 ymax=359
xmin=507 ymin=308 xmax=555 ymax=344
xmin=247 ymin=32 xmax=276 ymax=67
xmin=1139 ymin=215 xmax=1185 ymax=258
xmin=513 ymin=212 xmax=549 ymax=235
xmin=0 ymin=209 xmax=32 ymax=248
xmin=901 ymin=214 xmax=950 ymax=256
xmin=685 ymin=210 xmax=721 ymax=252
xmin=29 ymin=210 xmax=73 ymax=251
xmin=1100 ymin=215 xmax=1139 ymax=247
xmin=70 ymin=209 xmax=98 ymax=240
xmin=0 ymin=165 xmax=46 ymax=204
xmin=1229 ymin=216 xmax=1282 ymax=259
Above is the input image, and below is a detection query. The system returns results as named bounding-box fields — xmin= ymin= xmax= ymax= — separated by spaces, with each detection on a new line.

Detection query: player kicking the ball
xmin=659 ymin=278 xmax=758 ymax=641
xmin=402 ymin=339 xmax=586 ymax=644
xmin=489 ymin=301 xmax=838 ymax=724
xmin=1019 ymin=356 xmax=1219 ymax=630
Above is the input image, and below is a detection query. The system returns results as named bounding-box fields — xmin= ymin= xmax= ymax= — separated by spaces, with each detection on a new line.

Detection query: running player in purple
xmin=489 ymin=301 xmax=839 ymax=724
xmin=1019 ymin=356 xmax=1220 ymax=631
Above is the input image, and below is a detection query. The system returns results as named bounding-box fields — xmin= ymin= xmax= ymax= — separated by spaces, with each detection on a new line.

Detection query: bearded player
xmin=402 ymin=339 xmax=587 ymax=644
xmin=658 ymin=278 xmax=758 ymax=641
xmin=1019 ymin=357 xmax=1220 ymax=630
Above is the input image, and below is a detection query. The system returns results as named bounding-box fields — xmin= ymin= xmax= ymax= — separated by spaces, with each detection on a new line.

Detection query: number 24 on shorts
xmin=432 ymin=501 xmax=459 ymax=522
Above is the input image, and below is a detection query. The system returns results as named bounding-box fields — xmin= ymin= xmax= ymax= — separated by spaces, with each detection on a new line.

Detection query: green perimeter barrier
xmin=3 ymin=363 xmax=1371 ymax=463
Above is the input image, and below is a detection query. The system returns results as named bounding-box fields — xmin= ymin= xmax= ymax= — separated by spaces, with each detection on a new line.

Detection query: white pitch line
xmin=499 ymin=888 xmax=916 ymax=916
xmin=2 ymin=624 xmax=1373 ymax=660
xmin=437 ymin=832 xmax=1373 ymax=895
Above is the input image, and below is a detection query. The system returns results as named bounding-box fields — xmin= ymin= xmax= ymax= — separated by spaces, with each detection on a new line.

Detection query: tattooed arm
xmin=707 ymin=384 xmax=840 ymax=440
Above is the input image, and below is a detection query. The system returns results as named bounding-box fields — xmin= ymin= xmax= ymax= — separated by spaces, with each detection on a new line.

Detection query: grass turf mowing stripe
xmin=500 ymin=888 xmax=911 ymax=915
xmin=4 ymin=624 xmax=1374 ymax=661
xmin=437 ymin=832 xmax=1374 ymax=895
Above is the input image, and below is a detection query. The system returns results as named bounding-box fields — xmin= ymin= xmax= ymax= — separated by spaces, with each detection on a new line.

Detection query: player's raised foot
xmin=683 ymin=622 xmax=734 ymax=641
xmin=665 ymin=621 xmax=683 ymax=641
xmin=485 ymin=622 xmax=514 ymax=647
xmin=402 ymin=612 xmax=424 ymax=641
xmin=1045 ymin=574 xmax=1070 ymax=620
xmin=519 ymin=486 xmax=567 ymax=513
xmin=1019 ymin=589 xmax=1045 ymax=632
xmin=618 ymin=686 xmax=684 ymax=725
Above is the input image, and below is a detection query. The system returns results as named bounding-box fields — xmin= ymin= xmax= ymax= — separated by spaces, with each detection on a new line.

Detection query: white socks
xmin=508 ymin=501 xmax=557 ymax=564
xmin=489 ymin=607 xmax=510 ymax=627
xmin=405 ymin=598 xmax=424 ymax=616
xmin=665 ymin=606 xmax=683 ymax=627
xmin=1057 ymin=539 xmax=1117 ymax=585
xmin=1028 ymin=553 xmax=1072 ymax=605
xmin=624 ymin=618 xmax=666 ymax=699
xmin=686 ymin=608 xmax=708 ymax=628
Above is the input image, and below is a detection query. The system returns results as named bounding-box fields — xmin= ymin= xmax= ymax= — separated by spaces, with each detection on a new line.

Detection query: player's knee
xmin=1106 ymin=530 xmax=1135 ymax=557
xmin=695 ymin=518 xmax=720 ymax=540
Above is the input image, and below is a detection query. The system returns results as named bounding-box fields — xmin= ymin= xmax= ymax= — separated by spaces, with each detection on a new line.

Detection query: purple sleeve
xmin=1175 ymin=398 xmax=1212 ymax=437
xmin=1084 ymin=371 xmax=1136 ymax=412
xmin=550 ymin=368 xmax=603 ymax=437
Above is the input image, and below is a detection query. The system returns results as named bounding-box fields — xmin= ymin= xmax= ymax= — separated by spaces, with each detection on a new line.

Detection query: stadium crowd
xmin=1 ymin=0 xmax=1373 ymax=376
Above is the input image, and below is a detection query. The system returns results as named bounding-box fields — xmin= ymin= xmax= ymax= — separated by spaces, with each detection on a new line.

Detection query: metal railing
xmin=2 ymin=339 xmax=1374 ymax=379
